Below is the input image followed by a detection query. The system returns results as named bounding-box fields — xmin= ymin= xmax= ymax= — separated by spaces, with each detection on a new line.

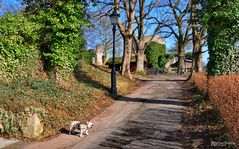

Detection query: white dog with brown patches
xmin=69 ymin=121 xmax=93 ymax=137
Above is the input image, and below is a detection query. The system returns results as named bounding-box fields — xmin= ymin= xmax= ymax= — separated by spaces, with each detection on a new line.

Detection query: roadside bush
xmin=194 ymin=73 xmax=239 ymax=143
xmin=208 ymin=74 xmax=239 ymax=142
xmin=194 ymin=72 xmax=207 ymax=93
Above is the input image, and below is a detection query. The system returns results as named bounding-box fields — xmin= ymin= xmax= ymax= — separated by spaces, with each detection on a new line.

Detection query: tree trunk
xmin=195 ymin=45 xmax=203 ymax=72
xmin=192 ymin=36 xmax=204 ymax=73
xmin=121 ymin=36 xmax=132 ymax=79
xmin=177 ymin=46 xmax=185 ymax=74
xmin=198 ymin=47 xmax=203 ymax=72
xmin=136 ymin=50 xmax=145 ymax=73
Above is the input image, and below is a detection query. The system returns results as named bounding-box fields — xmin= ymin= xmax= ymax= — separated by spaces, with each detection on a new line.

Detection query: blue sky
xmin=0 ymin=0 xmax=23 ymax=15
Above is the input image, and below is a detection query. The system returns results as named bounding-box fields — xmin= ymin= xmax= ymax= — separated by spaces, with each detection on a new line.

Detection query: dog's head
xmin=86 ymin=121 xmax=93 ymax=128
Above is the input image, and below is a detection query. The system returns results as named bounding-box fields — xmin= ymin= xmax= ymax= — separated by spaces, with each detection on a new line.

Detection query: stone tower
xmin=95 ymin=45 xmax=103 ymax=65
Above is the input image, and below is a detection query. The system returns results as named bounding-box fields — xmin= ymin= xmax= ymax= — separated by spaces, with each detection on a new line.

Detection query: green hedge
xmin=145 ymin=42 xmax=166 ymax=68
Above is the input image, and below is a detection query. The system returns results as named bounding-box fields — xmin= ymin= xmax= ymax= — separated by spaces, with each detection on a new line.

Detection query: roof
xmin=145 ymin=35 xmax=165 ymax=45
xmin=170 ymin=59 xmax=192 ymax=67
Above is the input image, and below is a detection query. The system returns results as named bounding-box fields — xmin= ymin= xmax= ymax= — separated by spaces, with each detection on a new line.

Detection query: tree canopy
xmin=0 ymin=0 xmax=93 ymax=80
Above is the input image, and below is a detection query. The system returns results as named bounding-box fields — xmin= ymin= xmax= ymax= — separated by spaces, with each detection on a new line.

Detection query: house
xmin=165 ymin=57 xmax=192 ymax=73
xmin=145 ymin=35 xmax=165 ymax=45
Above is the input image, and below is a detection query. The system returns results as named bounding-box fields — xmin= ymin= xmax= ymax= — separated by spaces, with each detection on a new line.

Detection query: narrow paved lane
xmin=71 ymin=75 xmax=190 ymax=149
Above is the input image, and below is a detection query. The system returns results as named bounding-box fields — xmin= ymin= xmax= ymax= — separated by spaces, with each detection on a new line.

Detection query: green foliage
xmin=33 ymin=1 xmax=90 ymax=73
xmin=0 ymin=12 xmax=40 ymax=79
xmin=145 ymin=42 xmax=166 ymax=68
xmin=157 ymin=54 xmax=174 ymax=73
xmin=185 ymin=52 xmax=192 ymax=60
xmin=0 ymin=1 xmax=91 ymax=79
xmin=203 ymin=0 xmax=239 ymax=75
xmin=79 ymin=50 xmax=95 ymax=64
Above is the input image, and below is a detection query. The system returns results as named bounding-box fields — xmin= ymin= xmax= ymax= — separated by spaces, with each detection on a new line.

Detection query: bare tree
xmin=115 ymin=0 xmax=136 ymax=79
xmin=0 ymin=0 xmax=2 ymax=11
xmin=90 ymin=0 xmax=136 ymax=79
xmin=84 ymin=10 xmax=122 ymax=65
xmin=154 ymin=0 xmax=191 ymax=74
xmin=190 ymin=0 xmax=206 ymax=73
xmin=133 ymin=0 xmax=162 ymax=73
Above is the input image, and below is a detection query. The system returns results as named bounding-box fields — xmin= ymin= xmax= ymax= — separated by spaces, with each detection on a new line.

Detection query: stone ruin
xmin=93 ymin=45 xmax=103 ymax=65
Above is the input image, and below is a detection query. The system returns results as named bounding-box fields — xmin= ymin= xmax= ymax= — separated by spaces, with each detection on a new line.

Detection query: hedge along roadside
xmin=194 ymin=73 xmax=239 ymax=145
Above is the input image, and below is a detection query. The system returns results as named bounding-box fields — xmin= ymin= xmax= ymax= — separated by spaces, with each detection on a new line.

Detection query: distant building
xmin=165 ymin=57 xmax=192 ymax=73
xmin=145 ymin=35 xmax=165 ymax=45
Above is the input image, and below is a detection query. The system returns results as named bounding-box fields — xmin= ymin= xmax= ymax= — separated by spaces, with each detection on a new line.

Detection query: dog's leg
xmin=79 ymin=130 xmax=83 ymax=137
xmin=69 ymin=127 xmax=72 ymax=135
xmin=85 ymin=130 xmax=89 ymax=136
xmin=70 ymin=127 xmax=76 ymax=135
xmin=69 ymin=130 xmax=71 ymax=135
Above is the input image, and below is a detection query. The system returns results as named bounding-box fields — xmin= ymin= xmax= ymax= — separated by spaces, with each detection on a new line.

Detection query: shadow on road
xmin=98 ymin=107 xmax=187 ymax=149
xmin=116 ymin=96 xmax=191 ymax=107
xmin=135 ymin=78 xmax=186 ymax=82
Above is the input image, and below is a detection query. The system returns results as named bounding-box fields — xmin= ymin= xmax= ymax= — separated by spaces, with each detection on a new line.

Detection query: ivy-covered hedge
xmin=0 ymin=1 xmax=93 ymax=80
xmin=203 ymin=0 xmax=239 ymax=75
xmin=36 ymin=1 xmax=90 ymax=73
xmin=0 ymin=13 xmax=41 ymax=79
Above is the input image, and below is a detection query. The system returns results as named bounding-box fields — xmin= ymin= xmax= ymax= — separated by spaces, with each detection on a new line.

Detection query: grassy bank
xmin=0 ymin=61 xmax=141 ymax=140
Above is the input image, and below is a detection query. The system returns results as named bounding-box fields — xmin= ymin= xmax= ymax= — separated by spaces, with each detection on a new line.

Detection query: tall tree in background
xmin=190 ymin=0 xmax=206 ymax=74
xmin=156 ymin=0 xmax=191 ymax=74
xmin=203 ymin=0 xmax=239 ymax=76
xmin=93 ymin=0 xmax=135 ymax=78
xmin=114 ymin=0 xmax=136 ymax=79
xmin=84 ymin=15 xmax=122 ymax=65
xmin=133 ymin=0 xmax=161 ymax=74
xmin=94 ymin=0 xmax=163 ymax=76
xmin=99 ymin=17 xmax=113 ymax=65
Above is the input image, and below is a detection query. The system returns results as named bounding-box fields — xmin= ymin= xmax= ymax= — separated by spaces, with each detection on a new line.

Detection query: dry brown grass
xmin=194 ymin=72 xmax=207 ymax=93
xmin=194 ymin=73 xmax=239 ymax=144
xmin=208 ymin=74 xmax=239 ymax=143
